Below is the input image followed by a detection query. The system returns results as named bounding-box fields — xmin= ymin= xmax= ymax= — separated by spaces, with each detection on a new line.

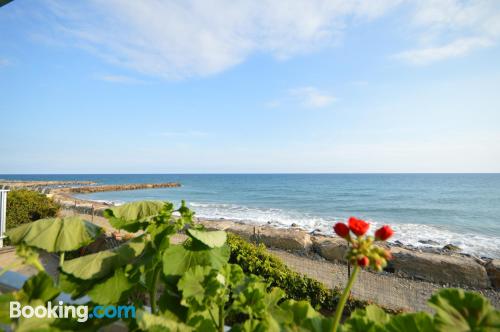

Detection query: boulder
xmin=198 ymin=219 xmax=237 ymax=231
xmin=226 ymin=223 xmax=258 ymax=242
xmin=311 ymin=235 xmax=348 ymax=263
xmin=486 ymin=259 xmax=500 ymax=289
xmin=258 ymin=226 xmax=312 ymax=252
xmin=390 ymin=247 xmax=490 ymax=288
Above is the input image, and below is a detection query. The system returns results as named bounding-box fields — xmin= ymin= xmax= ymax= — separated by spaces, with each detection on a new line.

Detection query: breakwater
xmin=58 ymin=182 xmax=181 ymax=193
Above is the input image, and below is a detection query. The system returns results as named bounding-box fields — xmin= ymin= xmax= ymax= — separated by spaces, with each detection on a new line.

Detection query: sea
xmin=1 ymin=173 xmax=499 ymax=258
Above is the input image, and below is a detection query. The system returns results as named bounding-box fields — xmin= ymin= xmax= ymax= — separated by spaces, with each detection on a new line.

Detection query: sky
xmin=0 ymin=0 xmax=499 ymax=174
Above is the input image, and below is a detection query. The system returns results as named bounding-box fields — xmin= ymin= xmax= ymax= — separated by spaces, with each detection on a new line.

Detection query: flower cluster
xmin=333 ymin=217 xmax=393 ymax=271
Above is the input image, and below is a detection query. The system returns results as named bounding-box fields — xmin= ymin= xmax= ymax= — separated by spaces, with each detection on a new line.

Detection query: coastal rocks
xmin=486 ymin=259 xmax=500 ymax=289
xmin=258 ymin=226 xmax=312 ymax=252
xmin=64 ymin=182 xmax=181 ymax=193
xmin=418 ymin=240 xmax=439 ymax=245
xmin=390 ymin=247 xmax=490 ymax=288
xmin=442 ymin=244 xmax=461 ymax=252
xmin=311 ymin=236 xmax=348 ymax=263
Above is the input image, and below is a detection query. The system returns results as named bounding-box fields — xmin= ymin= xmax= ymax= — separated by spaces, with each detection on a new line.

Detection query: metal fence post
xmin=0 ymin=189 xmax=9 ymax=248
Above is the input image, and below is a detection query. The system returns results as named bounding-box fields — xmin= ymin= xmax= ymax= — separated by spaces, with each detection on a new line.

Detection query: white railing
xmin=0 ymin=189 xmax=8 ymax=248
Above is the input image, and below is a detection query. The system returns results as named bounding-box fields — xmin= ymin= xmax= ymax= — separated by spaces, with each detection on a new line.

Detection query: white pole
xmin=0 ymin=189 xmax=8 ymax=248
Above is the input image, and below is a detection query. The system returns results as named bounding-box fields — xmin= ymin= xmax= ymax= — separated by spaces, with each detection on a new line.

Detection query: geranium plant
xmin=331 ymin=217 xmax=394 ymax=332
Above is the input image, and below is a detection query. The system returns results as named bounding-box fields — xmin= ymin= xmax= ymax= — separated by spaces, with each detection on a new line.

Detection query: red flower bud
xmin=375 ymin=225 xmax=394 ymax=241
xmin=357 ymin=256 xmax=369 ymax=267
xmin=333 ymin=223 xmax=350 ymax=238
xmin=348 ymin=217 xmax=369 ymax=236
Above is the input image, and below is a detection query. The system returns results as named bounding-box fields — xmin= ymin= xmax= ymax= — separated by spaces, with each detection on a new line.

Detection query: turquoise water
xmin=2 ymin=174 xmax=500 ymax=258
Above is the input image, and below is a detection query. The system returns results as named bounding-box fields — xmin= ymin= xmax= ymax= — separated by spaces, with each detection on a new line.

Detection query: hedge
xmin=226 ymin=233 xmax=377 ymax=315
xmin=6 ymin=189 xmax=60 ymax=229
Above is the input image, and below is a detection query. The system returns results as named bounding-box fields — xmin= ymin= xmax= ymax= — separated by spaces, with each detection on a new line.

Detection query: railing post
xmin=0 ymin=189 xmax=9 ymax=248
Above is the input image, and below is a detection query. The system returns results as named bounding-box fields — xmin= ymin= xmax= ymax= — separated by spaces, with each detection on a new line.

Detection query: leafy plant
xmin=1 ymin=200 xmax=499 ymax=332
xmin=6 ymin=189 xmax=59 ymax=229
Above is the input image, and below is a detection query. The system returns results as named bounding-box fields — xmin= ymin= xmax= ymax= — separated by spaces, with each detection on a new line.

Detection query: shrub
xmin=226 ymin=233 xmax=372 ymax=315
xmin=6 ymin=189 xmax=60 ymax=229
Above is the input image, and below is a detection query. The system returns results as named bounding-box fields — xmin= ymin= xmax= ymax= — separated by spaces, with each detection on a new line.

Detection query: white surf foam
xmin=189 ymin=201 xmax=500 ymax=258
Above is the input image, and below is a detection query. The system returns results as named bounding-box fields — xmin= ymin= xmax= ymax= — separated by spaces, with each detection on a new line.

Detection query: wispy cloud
xmin=394 ymin=37 xmax=493 ymax=65
xmin=289 ymin=87 xmax=336 ymax=108
xmin=155 ymin=131 xmax=209 ymax=138
xmin=0 ymin=58 xmax=10 ymax=67
xmin=41 ymin=1 xmax=401 ymax=80
xmin=394 ymin=0 xmax=500 ymax=65
xmin=94 ymin=74 xmax=146 ymax=84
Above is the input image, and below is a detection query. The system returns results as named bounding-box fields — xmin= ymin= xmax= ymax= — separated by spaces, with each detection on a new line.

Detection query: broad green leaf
xmin=162 ymin=242 xmax=230 ymax=276
xmin=136 ymin=310 xmax=192 ymax=332
xmin=428 ymin=288 xmax=500 ymax=332
xmin=187 ymin=229 xmax=227 ymax=248
xmin=7 ymin=216 xmax=102 ymax=253
xmin=177 ymin=265 xmax=213 ymax=305
xmin=62 ymin=236 xmax=145 ymax=280
xmin=104 ymin=201 xmax=165 ymax=231
xmin=87 ymin=268 xmax=133 ymax=304
xmin=279 ymin=300 xmax=321 ymax=324
xmin=341 ymin=305 xmax=391 ymax=332
xmin=19 ymin=271 xmax=60 ymax=303
xmin=385 ymin=312 xmax=436 ymax=332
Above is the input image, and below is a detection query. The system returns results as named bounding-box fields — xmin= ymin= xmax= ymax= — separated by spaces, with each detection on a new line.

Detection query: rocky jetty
xmin=0 ymin=180 xmax=95 ymax=190
xmin=58 ymin=182 xmax=181 ymax=193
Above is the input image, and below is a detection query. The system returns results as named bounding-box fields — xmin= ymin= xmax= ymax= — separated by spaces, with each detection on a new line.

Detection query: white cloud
xmin=289 ymin=86 xmax=336 ymax=108
xmin=395 ymin=0 xmax=500 ymax=65
xmin=393 ymin=37 xmax=492 ymax=65
xmin=156 ymin=131 xmax=209 ymax=138
xmin=95 ymin=74 xmax=146 ymax=84
xmin=0 ymin=58 xmax=10 ymax=67
xmin=43 ymin=0 xmax=401 ymax=79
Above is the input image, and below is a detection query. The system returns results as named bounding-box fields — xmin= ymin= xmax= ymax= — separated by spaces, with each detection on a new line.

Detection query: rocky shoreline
xmin=195 ymin=218 xmax=500 ymax=290
xmin=46 ymin=187 xmax=500 ymax=291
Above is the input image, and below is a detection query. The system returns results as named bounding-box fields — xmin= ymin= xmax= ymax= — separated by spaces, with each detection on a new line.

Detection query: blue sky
xmin=0 ymin=0 xmax=499 ymax=173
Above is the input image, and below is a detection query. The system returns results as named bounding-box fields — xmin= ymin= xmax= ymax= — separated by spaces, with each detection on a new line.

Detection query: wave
xmin=189 ymin=201 xmax=500 ymax=259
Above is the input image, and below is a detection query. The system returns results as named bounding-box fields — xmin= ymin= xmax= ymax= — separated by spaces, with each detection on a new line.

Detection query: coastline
xmin=50 ymin=188 xmax=500 ymax=292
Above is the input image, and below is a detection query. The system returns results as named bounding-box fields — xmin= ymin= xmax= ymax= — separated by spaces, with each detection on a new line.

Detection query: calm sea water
xmin=2 ymin=174 xmax=500 ymax=258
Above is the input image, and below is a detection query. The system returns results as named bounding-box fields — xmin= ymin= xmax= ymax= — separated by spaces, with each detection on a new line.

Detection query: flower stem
xmin=59 ymin=252 xmax=65 ymax=268
xmin=218 ymin=304 xmax=224 ymax=332
xmin=332 ymin=265 xmax=360 ymax=332
xmin=150 ymin=265 xmax=161 ymax=314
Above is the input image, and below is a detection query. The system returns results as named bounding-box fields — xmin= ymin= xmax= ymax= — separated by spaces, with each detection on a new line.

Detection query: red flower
xmin=348 ymin=217 xmax=369 ymax=236
xmin=333 ymin=223 xmax=350 ymax=238
xmin=375 ymin=225 xmax=394 ymax=241
xmin=357 ymin=256 xmax=369 ymax=267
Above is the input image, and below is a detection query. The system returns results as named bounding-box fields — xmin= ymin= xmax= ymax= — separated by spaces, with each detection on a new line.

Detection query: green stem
xmin=218 ymin=304 xmax=224 ymax=332
xmin=59 ymin=252 xmax=65 ymax=268
xmin=332 ymin=265 xmax=360 ymax=332
xmin=150 ymin=265 xmax=161 ymax=314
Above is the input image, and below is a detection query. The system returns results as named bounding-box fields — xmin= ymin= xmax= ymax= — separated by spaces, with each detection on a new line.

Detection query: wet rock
xmin=486 ymin=259 xmax=500 ymax=289
xmin=442 ymin=244 xmax=461 ymax=252
xmin=418 ymin=240 xmax=440 ymax=245
xmin=390 ymin=247 xmax=490 ymax=288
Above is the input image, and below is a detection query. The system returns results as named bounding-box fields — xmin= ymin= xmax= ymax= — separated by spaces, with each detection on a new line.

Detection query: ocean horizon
xmin=2 ymin=173 xmax=499 ymax=258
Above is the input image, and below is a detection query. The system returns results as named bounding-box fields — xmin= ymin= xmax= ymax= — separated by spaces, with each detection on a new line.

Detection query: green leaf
xmin=136 ymin=310 xmax=193 ymax=332
xmin=187 ymin=229 xmax=227 ymax=248
xmin=162 ymin=242 xmax=230 ymax=276
xmin=62 ymin=236 xmax=145 ymax=280
xmin=104 ymin=201 xmax=165 ymax=231
xmin=177 ymin=266 xmax=213 ymax=306
xmin=342 ymin=305 xmax=391 ymax=332
xmin=87 ymin=268 xmax=133 ymax=304
xmin=428 ymin=288 xmax=500 ymax=332
xmin=6 ymin=216 xmax=102 ymax=253
xmin=19 ymin=271 xmax=60 ymax=303
xmin=385 ymin=312 xmax=436 ymax=332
